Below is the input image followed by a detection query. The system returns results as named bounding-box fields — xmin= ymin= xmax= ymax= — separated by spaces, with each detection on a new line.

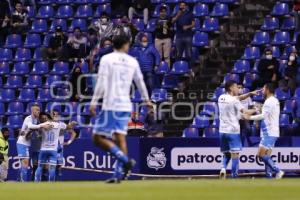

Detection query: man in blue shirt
xmin=172 ymin=2 xmax=195 ymax=67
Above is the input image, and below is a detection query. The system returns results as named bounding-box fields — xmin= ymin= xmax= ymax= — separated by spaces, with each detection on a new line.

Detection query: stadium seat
xmin=4 ymin=75 xmax=22 ymax=88
xmin=14 ymin=48 xmax=31 ymax=62
xmin=151 ymin=88 xmax=168 ymax=102
xmin=57 ymin=5 xmax=74 ymax=18
xmin=261 ymin=16 xmax=279 ymax=31
xmin=37 ymin=89 xmax=53 ymax=102
xmin=7 ymin=101 xmax=24 ymax=115
xmin=132 ymin=18 xmax=145 ymax=32
xmin=268 ymin=45 xmax=281 ymax=58
xmin=25 ymin=102 xmax=43 ymax=114
xmin=11 ymin=62 xmax=29 ymax=75
xmin=55 ymin=88 xmax=71 ymax=101
xmin=201 ymin=17 xmax=219 ymax=32
xmin=51 ymin=62 xmax=69 ymax=75
xmin=170 ymin=61 xmax=189 ymax=75
xmin=31 ymin=61 xmax=49 ymax=75
xmin=182 ymin=127 xmax=199 ymax=138
xmin=275 ymin=88 xmax=291 ymax=101
xmin=0 ymin=89 xmax=15 ymax=102
xmin=272 ymin=31 xmax=290 ymax=45
xmin=50 ymin=19 xmax=68 ymax=32
xmin=146 ymin=19 xmax=157 ymax=32
xmin=0 ymin=49 xmax=13 ymax=62
xmin=69 ymin=19 xmax=87 ymax=32
xmin=26 ymin=6 xmax=36 ymax=18
xmin=211 ymin=87 xmax=225 ymax=101
xmin=38 ymin=0 xmax=53 ymax=5
xmin=222 ymin=73 xmax=240 ymax=84
xmin=31 ymin=19 xmax=48 ymax=33
xmin=232 ymin=60 xmax=250 ymax=74
xmin=152 ymin=4 xmax=170 ymax=17
xmin=280 ymin=114 xmax=290 ymax=127
xmin=281 ymin=45 xmax=296 ymax=59
xmin=282 ymin=99 xmax=296 ymax=115
xmin=7 ymin=115 xmax=23 ymax=129
xmin=193 ymin=18 xmax=201 ymax=31
xmin=242 ymin=46 xmax=260 ymax=60
xmin=131 ymin=90 xmax=142 ymax=103
xmin=75 ymin=5 xmax=93 ymax=18
xmin=25 ymin=75 xmax=43 ymax=88
xmin=0 ymin=103 xmax=4 ymax=115
xmin=281 ymin=16 xmax=295 ymax=31
xmin=211 ymin=3 xmax=229 ymax=17
xmin=44 ymin=75 xmax=62 ymax=88
xmin=4 ymin=34 xmax=22 ymax=48
xmin=252 ymin=89 xmax=264 ymax=102
xmin=201 ymin=102 xmax=218 ymax=116
xmin=271 ymin=2 xmax=289 ymax=16
xmin=193 ymin=3 xmax=209 ymax=17
xmin=55 ymin=0 xmax=73 ymax=4
xmin=81 ymin=103 xmax=92 ymax=115
xmin=45 ymin=102 xmax=62 ymax=113
xmin=293 ymin=87 xmax=300 ymax=99
xmin=161 ymin=74 xmax=178 ymax=90
xmin=201 ymin=0 xmax=216 ymax=3
xmin=37 ymin=5 xmax=54 ymax=18
xmin=0 ymin=62 xmax=10 ymax=75
xmin=211 ymin=117 xmax=220 ymax=128
xmin=24 ymin=34 xmax=42 ymax=48
xmin=191 ymin=115 xmax=210 ymax=128
xmin=218 ymin=0 xmax=238 ymax=3
xmin=192 ymin=31 xmax=209 ymax=47
xmin=155 ymin=61 xmax=170 ymax=75
xmin=62 ymin=102 xmax=79 ymax=115
xmin=79 ymin=127 xmax=92 ymax=138
xmin=251 ymin=31 xmax=270 ymax=45
xmin=19 ymin=89 xmax=36 ymax=102
xmin=33 ymin=48 xmax=43 ymax=61
xmin=243 ymin=73 xmax=259 ymax=88
xmin=94 ymin=4 xmax=112 ymax=17
xmin=204 ymin=127 xmax=219 ymax=137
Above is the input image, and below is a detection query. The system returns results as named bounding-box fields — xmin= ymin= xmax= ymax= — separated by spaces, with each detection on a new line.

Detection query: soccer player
xmin=16 ymin=104 xmax=52 ymax=182
xmin=218 ymin=81 xmax=258 ymax=179
xmin=34 ymin=112 xmax=66 ymax=182
xmin=243 ymin=83 xmax=284 ymax=179
xmin=89 ymin=35 xmax=151 ymax=183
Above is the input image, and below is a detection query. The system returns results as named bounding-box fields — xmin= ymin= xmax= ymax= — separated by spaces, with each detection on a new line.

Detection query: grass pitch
xmin=1 ymin=179 xmax=300 ymax=200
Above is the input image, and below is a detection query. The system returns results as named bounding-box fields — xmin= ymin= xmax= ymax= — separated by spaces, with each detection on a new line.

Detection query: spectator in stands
xmin=88 ymin=12 xmax=114 ymax=43
xmin=172 ymin=2 xmax=195 ymax=67
xmin=64 ymin=27 xmax=89 ymax=60
xmin=113 ymin=15 xmax=138 ymax=43
xmin=294 ymin=0 xmax=300 ymax=31
xmin=111 ymin=0 xmax=130 ymax=17
xmin=19 ymin=0 xmax=36 ymax=11
xmin=0 ymin=0 xmax=11 ymax=45
xmin=252 ymin=49 xmax=279 ymax=90
xmin=128 ymin=0 xmax=151 ymax=25
xmin=144 ymin=105 xmax=164 ymax=138
xmin=69 ymin=66 xmax=86 ymax=102
xmin=154 ymin=6 xmax=173 ymax=67
xmin=10 ymin=1 xmax=29 ymax=34
xmin=137 ymin=34 xmax=161 ymax=94
xmin=127 ymin=112 xmax=146 ymax=136
xmin=42 ymin=26 xmax=67 ymax=60
xmin=279 ymin=51 xmax=298 ymax=94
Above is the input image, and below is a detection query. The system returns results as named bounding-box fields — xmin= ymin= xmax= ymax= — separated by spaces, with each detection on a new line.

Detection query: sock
xmin=113 ymin=161 xmax=124 ymax=180
xmin=20 ymin=166 xmax=28 ymax=182
xmin=48 ymin=165 xmax=56 ymax=182
xmin=265 ymin=165 xmax=273 ymax=178
xmin=109 ymin=146 xmax=129 ymax=164
xmin=31 ymin=165 xmax=37 ymax=181
xmin=34 ymin=166 xmax=42 ymax=182
xmin=231 ymin=158 xmax=239 ymax=178
xmin=221 ymin=154 xmax=231 ymax=169
xmin=261 ymin=155 xmax=280 ymax=173
xmin=56 ymin=166 xmax=62 ymax=181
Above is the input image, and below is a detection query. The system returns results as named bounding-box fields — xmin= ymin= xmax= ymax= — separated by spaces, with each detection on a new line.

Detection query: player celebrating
xmin=243 ymin=83 xmax=284 ymax=179
xmin=218 ymin=81 xmax=258 ymax=179
xmin=16 ymin=104 xmax=52 ymax=182
xmin=89 ymin=35 xmax=151 ymax=183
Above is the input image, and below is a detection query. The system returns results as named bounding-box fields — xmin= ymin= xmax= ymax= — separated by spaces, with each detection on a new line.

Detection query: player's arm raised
xmin=237 ymin=89 xmax=261 ymax=101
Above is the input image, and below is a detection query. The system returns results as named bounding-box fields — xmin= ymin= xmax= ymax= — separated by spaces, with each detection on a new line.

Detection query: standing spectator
xmin=0 ymin=0 xmax=11 ymax=45
xmin=294 ymin=0 xmax=300 ymax=31
xmin=172 ymin=2 xmax=195 ymax=67
xmin=279 ymin=51 xmax=299 ymax=94
xmin=10 ymin=1 xmax=29 ymax=34
xmin=88 ymin=12 xmax=114 ymax=42
xmin=69 ymin=66 xmax=87 ymax=102
xmin=64 ymin=27 xmax=89 ymax=60
xmin=154 ymin=6 xmax=173 ymax=67
xmin=137 ymin=34 xmax=161 ymax=94
xmin=111 ymin=0 xmax=130 ymax=17
xmin=0 ymin=128 xmax=9 ymax=182
xmin=113 ymin=15 xmax=138 ymax=43
xmin=128 ymin=0 xmax=151 ymax=25
xmin=42 ymin=26 xmax=67 ymax=60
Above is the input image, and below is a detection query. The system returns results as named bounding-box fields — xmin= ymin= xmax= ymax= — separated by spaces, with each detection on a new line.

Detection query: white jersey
xmin=260 ymin=96 xmax=280 ymax=137
xmin=218 ymin=93 xmax=244 ymax=134
xmin=17 ymin=115 xmax=39 ymax=146
xmin=40 ymin=122 xmax=67 ymax=151
xmin=91 ymin=51 xmax=149 ymax=112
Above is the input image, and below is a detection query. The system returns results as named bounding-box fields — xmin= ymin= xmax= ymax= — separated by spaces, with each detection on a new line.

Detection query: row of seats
xmin=261 ymin=15 xmax=295 ymax=31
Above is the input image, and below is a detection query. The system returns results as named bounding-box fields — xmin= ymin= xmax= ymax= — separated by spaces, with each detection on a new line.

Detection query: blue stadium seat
xmin=62 ymin=102 xmax=79 ymax=115
xmin=73 ymin=0 xmax=93 ymax=4
xmin=193 ymin=3 xmax=209 ymax=17
xmin=73 ymin=62 xmax=89 ymax=74
xmin=271 ymin=2 xmax=289 ymax=16
xmin=151 ymin=88 xmax=168 ymax=102
xmin=193 ymin=18 xmax=201 ymax=31
xmin=191 ymin=115 xmax=210 ymax=128
xmin=50 ymin=19 xmax=67 ymax=32
xmin=0 ymin=103 xmax=4 ymax=115
xmin=42 ymin=34 xmax=52 ymax=47
xmin=131 ymin=90 xmax=142 ymax=103
xmin=201 ymin=0 xmax=216 ymax=3
xmin=0 ymin=49 xmax=13 ymax=62
xmin=212 ymin=87 xmax=225 ymax=101
xmin=79 ymin=127 xmax=92 ymax=138
xmin=211 ymin=117 xmax=219 ymax=128
xmin=11 ymin=62 xmax=29 ymax=75
xmin=251 ymin=31 xmax=270 ymax=45
xmin=38 ymin=0 xmax=53 ymax=5
xmin=4 ymin=34 xmax=22 ymax=48
xmin=146 ymin=19 xmax=157 ymax=32
xmin=232 ymin=60 xmax=250 ymax=74
xmin=44 ymin=75 xmax=62 ymax=88
xmin=161 ymin=74 xmax=178 ymax=90
xmin=26 ymin=6 xmax=36 ymax=18
xmin=55 ymin=0 xmax=73 ymax=4
xmin=56 ymin=88 xmax=71 ymax=101
xmin=275 ymin=88 xmax=291 ymax=101
xmin=75 ymin=5 xmax=93 ymax=18
xmin=0 ymin=77 xmax=2 ymax=88
xmin=37 ymin=89 xmax=53 ymax=102
xmin=45 ymin=102 xmax=62 ymax=113
xmin=280 ymin=114 xmax=290 ymax=127
xmin=242 ymin=46 xmax=260 ymax=60
xmin=267 ymin=45 xmax=281 ymax=58
xmin=201 ymin=17 xmax=219 ymax=32
xmin=33 ymin=48 xmax=43 ymax=61
xmin=281 ymin=45 xmax=296 ymax=59
xmin=201 ymin=102 xmax=218 ymax=116
xmin=282 ymin=99 xmax=296 ymax=115
xmin=37 ymin=5 xmax=54 ymax=18
xmin=170 ymin=61 xmax=189 ymax=75
xmin=31 ymin=19 xmax=48 ymax=33
xmin=192 ymin=31 xmax=209 ymax=47
xmin=69 ymin=19 xmax=87 ymax=32
xmin=57 ymin=5 xmax=74 ymax=18
xmin=243 ymin=73 xmax=259 ymax=88
xmin=24 ymin=34 xmax=41 ymax=48
xmin=204 ymin=127 xmax=219 ymax=137
xmin=252 ymin=89 xmax=264 ymax=102
xmin=7 ymin=115 xmax=23 ymax=129
xmin=81 ymin=103 xmax=92 ymax=115
xmin=0 ymin=62 xmax=10 ymax=75
xmin=31 ymin=61 xmax=49 ymax=75
xmin=0 ymin=89 xmax=15 ymax=102
xmin=218 ymin=0 xmax=238 ymax=3
xmin=51 ymin=62 xmax=69 ymax=75
xmin=19 ymin=89 xmax=36 ymax=102
xmin=293 ymin=87 xmax=300 ymax=99
xmin=4 ymin=75 xmax=22 ymax=88
xmin=281 ymin=16 xmax=295 ymax=31
xmin=261 ymin=16 xmax=279 ymax=31
xmin=7 ymin=102 xmax=24 ymax=115
xmin=132 ymin=18 xmax=145 ymax=32
xmin=211 ymin=3 xmax=229 ymax=17
xmin=272 ymin=31 xmax=290 ymax=45
xmin=155 ymin=61 xmax=170 ymax=75
xmin=222 ymin=73 xmax=240 ymax=84
xmin=95 ymin=4 xmax=112 ymax=17
xmin=182 ymin=127 xmax=199 ymax=138
xmin=25 ymin=75 xmax=43 ymax=88
xmin=14 ymin=48 xmax=31 ymax=62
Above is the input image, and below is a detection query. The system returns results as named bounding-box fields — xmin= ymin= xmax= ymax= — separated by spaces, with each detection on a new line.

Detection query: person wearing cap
xmin=43 ymin=26 xmax=67 ymax=60
xmin=0 ymin=128 xmax=9 ymax=182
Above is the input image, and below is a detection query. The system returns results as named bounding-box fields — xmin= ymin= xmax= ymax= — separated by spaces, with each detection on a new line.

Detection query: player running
xmin=243 ymin=83 xmax=284 ymax=179
xmin=218 ymin=80 xmax=258 ymax=179
xmin=89 ymin=35 xmax=151 ymax=183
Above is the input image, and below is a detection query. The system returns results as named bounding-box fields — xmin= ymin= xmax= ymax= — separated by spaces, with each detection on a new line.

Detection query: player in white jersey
xmin=34 ymin=112 xmax=67 ymax=182
xmin=243 ymin=83 xmax=284 ymax=179
xmin=16 ymin=104 xmax=52 ymax=182
xmin=218 ymin=81 xmax=258 ymax=179
xmin=90 ymin=35 xmax=151 ymax=183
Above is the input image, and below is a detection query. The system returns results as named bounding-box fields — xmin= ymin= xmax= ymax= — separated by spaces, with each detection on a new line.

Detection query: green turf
xmin=1 ymin=179 xmax=300 ymax=200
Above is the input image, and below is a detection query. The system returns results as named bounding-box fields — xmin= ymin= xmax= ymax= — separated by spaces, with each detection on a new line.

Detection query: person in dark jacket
xmin=137 ymin=34 xmax=161 ymax=94
xmin=69 ymin=66 xmax=87 ymax=102
xmin=128 ymin=0 xmax=151 ymax=25
xmin=10 ymin=1 xmax=29 ymax=34
xmin=144 ymin=104 xmax=164 ymax=137
xmin=43 ymin=26 xmax=67 ymax=60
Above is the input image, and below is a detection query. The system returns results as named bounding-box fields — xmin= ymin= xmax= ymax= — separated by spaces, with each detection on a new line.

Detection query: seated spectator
xmin=127 ymin=112 xmax=147 ymax=137
xmin=252 ymin=49 xmax=280 ymax=90
xmin=64 ymin=27 xmax=89 ymax=60
xmin=128 ymin=0 xmax=151 ymax=25
xmin=137 ymin=34 xmax=161 ymax=94
xmin=88 ymin=12 xmax=114 ymax=43
xmin=10 ymin=1 xmax=29 ymax=34
xmin=69 ymin=66 xmax=87 ymax=102
xmin=144 ymin=105 xmax=164 ymax=138
xmin=113 ymin=15 xmax=138 ymax=43
xmin=154 ymin=6 xmax=173 ymax=67
xmin=42 ymin=26 xmax=67 ymax=60
xmin=172 ymin=2 xmax=195 ymax=67
xmin=279 ymin=51 xmax=299 ymax=94
xmin=0 ymin=0 xmax=11 ymax=45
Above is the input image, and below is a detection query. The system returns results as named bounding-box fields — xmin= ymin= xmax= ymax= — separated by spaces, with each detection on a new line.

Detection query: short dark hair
xmin=1 ymin=127 xmax=9 ymax=133
xmin=160 ymin=6 xmax=167 ymax=12
xmin=74 ymin=27 xmax=81 ymax=32
xmin=51 ymin=109 xmax=59 ymax=114
xmin=264 ymin=82 xmax=275 ymax=94
xmin=225 ymin=80 xmax=237 ymax=92
xmin=40 ymin=112 xmax=52 ymax=120
xmin=112 ymin=35 xmax=130 ymax=50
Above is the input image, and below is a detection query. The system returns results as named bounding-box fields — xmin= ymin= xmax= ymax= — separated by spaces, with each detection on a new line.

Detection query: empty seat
xmin=0 ymin=89 xmax=15 ymax=102
xmin=25 ymin=75 xmax=43 ymax=88
xmin=55 ymin=0 xmax=73 ymax=4
xmin=19 ymin=89 xmax=36 ymax=102
xmin=4 ymin=75 xmax=22 ymax=88
xmin=271 ymin=2 xmax=289 ymax=16
xmin=151 ymin=88 xmax=168 ymax=102
xmin=223 ymin=73 xmax=240 ymax=84
xmin=280 ymin=114 xmax=291 ymax=127
xmin=131 ymin=90 xmax=142 ymax=103
xmin=57 ymin=5 xmax=74 ymax=18
xmin=242 ymin=46 xmax=260 ymax=60
xmin=26 ymin=6 xmax=36 ymax=18
xmin=193 ymin=3 xmax=209 ymax=17
xmin=7 ymin=115 xmax=23 ymax=129
xmin=201 ymin=17 xmax=219 ymax=32
xmin=281 ymin=45 xmax=296 ymax=59
xmin=14 ymin=48 xmax=31 ymax=62
xmin=0 ymin=62 xmax=10 ymax=75
xmin=33 ymin=47 xmax=43 ymax=61
xmin=37 ymin=5 xmax=54 ymax=18
xmin=211 ymin=3 xmax=229 ymax=17
xmin=31 ymin=61 xmax=49 ymax=75
xmin=38 ymin=0 xmax=53 ymax=5
xmin=45 ymin=102 xmax=62 ymax=113
xmin=170 ymin=61 xmax=189 ymax=75
xmin=24 ymin=34 xmax=42 ymax=48
xmin=62 ymin=102 xmax=79 ymax=115
xmin=51 ymin=62 xmax=69 ymax=75
xmin=0 ymin=49 xmax=13 ymax=62
xmin=5 ymin=34 xmax=22 ymax=48
xmin=7 ymin=101 xmax=24 ymax=115
xmin=69 ymin=19 xmax=87 ymax=32
xmin=132 ymin=18 xmax=145 ymax=32
xmin=261 ymin=16 xmax=279 ymax=31
xmin=275 ymin=88 xmax=291 ymax=101
xmin=252 ymin=31 xmax=270 ymax=45
xmin=268 ymin=45 xmax=281 ymax=58
xmin=281 ymin=16 xmax=295 ymax=31
xmin=37 ymin=89 xmax=53 ymax=102
xmin=243 ymin=73 xmax=259 ymax=88
xmin=155 ymin=61 xmax=170 ymax=75
xmin=94 ymin=4 xmax=112 ymax=17
xmin=161 ymin=74 xmax=178 ymax=89
xmin=272 ymin=31 xmax=290 ymax=45
xmin=191 ymin=115 xmax=210 ymax=128
xmin=182 ymin=127 xmax=199 ymax=138
xmin=201 ymin=102 xmax=218 ymax=116
xmin=31 ymin=19 xmax=48 ymax=33
xmin=192 ymin=31 xmax=209 ymax=47
xmin=204 ymin=127 xmax=219 ymax=137
xmin=44 ymin=75 xmax=62 ymax=88
xmin=211 ymin=87 xmax=225 ymax=101
xmin=293 ymin=87 xmax=300 ymax=99
xmin=50 ymin=19 xmax=67 ymax=32
xmin=232 ymin=60 xmax=250 ymax=74
xmin=75 ymin=5 xmax=93 ymax=18
xmin=146 ymin=18 xmax=157 ymax=32
xmin=11 ymin=62 xmax=29 ymax=75
xmin=282 ymin=99 xmax=296 ymax=115
xmin=0 ymin=103 xmax=4 ymax=115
